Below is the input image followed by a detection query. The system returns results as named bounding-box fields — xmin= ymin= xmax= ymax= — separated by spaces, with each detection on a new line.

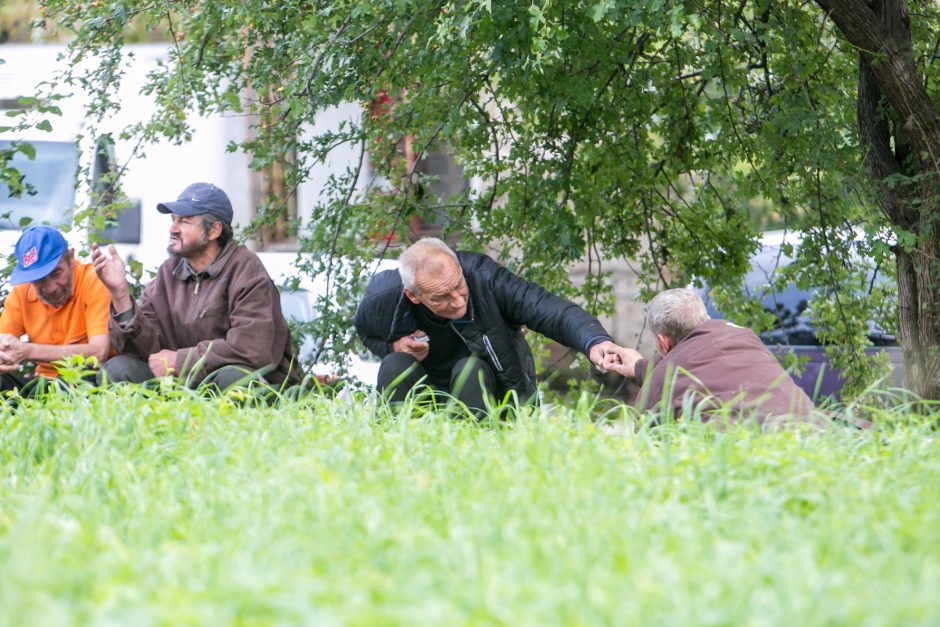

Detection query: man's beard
xmin=37 ymin=275 xmax=73 ymax=308
xmin=167 ymin=230 xmax=209 ymax=258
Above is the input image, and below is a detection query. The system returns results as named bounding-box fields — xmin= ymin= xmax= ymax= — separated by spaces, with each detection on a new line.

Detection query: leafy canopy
xmin=23 ymin=0 xmax=939 ymax=392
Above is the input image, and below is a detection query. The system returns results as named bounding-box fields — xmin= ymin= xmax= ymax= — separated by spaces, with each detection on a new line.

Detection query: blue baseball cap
xmin=157 ymin=182 xmax=233 ymax=224
xmin=11 ymin=226 xmax=68 ymax=285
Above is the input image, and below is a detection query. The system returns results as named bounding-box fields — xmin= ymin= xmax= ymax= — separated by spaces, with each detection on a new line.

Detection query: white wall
xmin=295 ymin=101 xmax=367 ymax=226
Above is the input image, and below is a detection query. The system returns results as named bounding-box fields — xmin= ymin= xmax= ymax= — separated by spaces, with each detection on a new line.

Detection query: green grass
xmin=0 ymin=385 xmax=938 ymax=625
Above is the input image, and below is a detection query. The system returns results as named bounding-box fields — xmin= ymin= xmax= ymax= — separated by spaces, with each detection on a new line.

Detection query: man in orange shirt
xmin=0 ymin=226 xmax=113 ymax=392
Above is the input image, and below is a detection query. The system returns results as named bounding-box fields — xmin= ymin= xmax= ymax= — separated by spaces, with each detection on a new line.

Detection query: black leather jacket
xmin=354 ymin=252 xmax=613 ymax=399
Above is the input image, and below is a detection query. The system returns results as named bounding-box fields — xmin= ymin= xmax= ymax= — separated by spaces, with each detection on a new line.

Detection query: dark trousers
xmin=376 ymin=352 xmax=497 ymax=416
xmin=0 ymin=372 xmax=89 ymax=397
xmin=0 ymin=373 xmax=28 ymax=392
xmin=99 ymin=354 xmax=266 ymax=391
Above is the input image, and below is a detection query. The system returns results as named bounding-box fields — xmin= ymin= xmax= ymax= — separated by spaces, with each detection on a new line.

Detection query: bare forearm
xmin=23 ymin=335 xmax=112 ymax=365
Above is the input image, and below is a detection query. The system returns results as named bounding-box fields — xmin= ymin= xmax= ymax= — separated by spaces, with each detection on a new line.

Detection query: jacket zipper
xmin=482 ymin=335 xmax=504 ymax=372
xmin=451 ymin=326 xmax=505 ymax=373
xmin=200 ymin=303 xmax=225 ymax=318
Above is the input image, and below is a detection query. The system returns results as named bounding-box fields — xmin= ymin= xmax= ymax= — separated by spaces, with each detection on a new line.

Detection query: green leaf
xmin=17 ymin=143 xmax=36 ymax=160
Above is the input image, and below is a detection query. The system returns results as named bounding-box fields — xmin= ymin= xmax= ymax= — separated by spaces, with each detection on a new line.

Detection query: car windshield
xmin=0 ymin=140 xmax=77 ymax=229
xmin=702 ymin=232 xmax=897 ymax=346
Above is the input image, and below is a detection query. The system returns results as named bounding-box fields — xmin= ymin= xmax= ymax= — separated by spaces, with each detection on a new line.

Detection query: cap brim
xmin=157 ymin=200 xmax=204 ymax=216
xmin=10 ymin=252 xmax=63 ymax=285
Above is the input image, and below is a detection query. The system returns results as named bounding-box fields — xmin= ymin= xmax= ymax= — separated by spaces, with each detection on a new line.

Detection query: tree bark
xmin=820 ymin=0 xmax=940 ymax=399
xmin=817 ymin=0 xmax=940 ymax=160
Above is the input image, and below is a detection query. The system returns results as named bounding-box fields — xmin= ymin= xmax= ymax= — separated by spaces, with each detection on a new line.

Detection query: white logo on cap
xmin=190 ymin=197 xmax=201 ymax=201
xmin=22 ymin=246 xmax=38 ymax=268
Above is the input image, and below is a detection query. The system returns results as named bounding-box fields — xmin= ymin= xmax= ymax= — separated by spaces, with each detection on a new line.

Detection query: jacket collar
xmin=172 ymin=240 xmax=237 ymax=281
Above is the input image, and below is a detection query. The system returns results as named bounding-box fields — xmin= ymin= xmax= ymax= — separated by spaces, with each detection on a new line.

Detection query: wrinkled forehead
xmin=414 ymin=255 xmax=464 ymax=294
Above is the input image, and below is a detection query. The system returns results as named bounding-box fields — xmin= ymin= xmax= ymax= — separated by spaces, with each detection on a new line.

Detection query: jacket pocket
xmin=200 ymin=302 xmax=227 ymax=319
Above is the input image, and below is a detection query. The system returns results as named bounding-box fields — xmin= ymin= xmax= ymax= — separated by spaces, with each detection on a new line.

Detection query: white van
xmin=0 ymin=126 xmax=142 ymax=260
xmin=0 ymin=45 xmax=143 ymax=272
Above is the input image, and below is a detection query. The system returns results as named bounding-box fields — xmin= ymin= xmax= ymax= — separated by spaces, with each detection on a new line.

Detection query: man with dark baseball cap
xmin=91 ymin=181 xmax=302 ymax=391
xmin=0 ymin=226 xmax=114 ymax=392
xmin=156 ymin=181 xmax=234 ymax=223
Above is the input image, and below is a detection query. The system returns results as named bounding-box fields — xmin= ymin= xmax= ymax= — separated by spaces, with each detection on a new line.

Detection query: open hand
xmin=91 ymin=243 xmax=133 ymax=312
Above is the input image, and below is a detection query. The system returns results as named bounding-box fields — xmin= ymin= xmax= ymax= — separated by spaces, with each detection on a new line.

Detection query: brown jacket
xmin=634 ymin=319 xmax=816 ymax=423
xmin=110 ymin=241 xmax=301 ymax=386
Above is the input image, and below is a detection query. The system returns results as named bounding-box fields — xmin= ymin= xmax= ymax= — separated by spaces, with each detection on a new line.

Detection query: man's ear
xmin=403 ymin=287 xmax=421 ymax=305
xmin=655 ymin=333 xmax=675 ymax=355
xmin=207 ymin=220 xmax=224 ymax=241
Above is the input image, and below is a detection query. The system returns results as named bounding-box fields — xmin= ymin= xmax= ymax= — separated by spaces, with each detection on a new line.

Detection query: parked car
xmin=0 ymin=131 xmax=142 ymax=253
xmin=699 ymin=230 xmax=904 ymax=400
xmin=277 ymin=286 xmax=382 ymax=386
xmin=268 ymin=254 xmax=398 ymax=387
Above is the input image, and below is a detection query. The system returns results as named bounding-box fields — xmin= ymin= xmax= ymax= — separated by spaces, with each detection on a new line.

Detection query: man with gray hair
xmin=354 ymin=238 xmax=622 ymax=415
xmin=604 ymin=288 xmax=816 ymax=423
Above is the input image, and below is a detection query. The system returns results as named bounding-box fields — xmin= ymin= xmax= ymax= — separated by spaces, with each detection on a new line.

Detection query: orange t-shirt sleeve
xmin=0 ymin=288 xmax=26 ymax=337
xmin=80 ymin=270 xmax=112 ymax=338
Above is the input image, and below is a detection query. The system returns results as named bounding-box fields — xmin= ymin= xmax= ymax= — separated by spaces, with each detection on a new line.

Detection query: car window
xmin=702 ymin=232 xmax=897 ymax=347
xmin=278 ymin=288 xmax=313 ymax=322
xmin=0 ymin=140 xmax=77 ymax=229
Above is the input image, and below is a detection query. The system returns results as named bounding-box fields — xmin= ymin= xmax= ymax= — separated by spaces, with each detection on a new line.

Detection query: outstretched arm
xmin=489 ymin=262 xmax=613 ymax=354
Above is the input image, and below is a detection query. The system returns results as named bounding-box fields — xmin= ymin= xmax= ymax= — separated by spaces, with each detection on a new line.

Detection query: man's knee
xmin=201 ymin=365 xmax=263 ymax=391
xmin=451 ymin=356 xmax=496 ymax=388
xmin=377 ymin=352 xmax=425 ymax=401
xmin=0 ymin=372 xmax=27 ymax=392
xmin=99 ymin=354 xmax=154 ymax=384
xmin=450 ymin=356 xmax=496 ymax=415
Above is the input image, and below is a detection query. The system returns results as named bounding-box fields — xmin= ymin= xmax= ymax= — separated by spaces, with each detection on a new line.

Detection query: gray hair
xmin=197 ymin=213 xmax=233 ymax=246
xmin=647 ymin=288 xmax=711 ymax=342
xmin=399 ymin=238 xmax=459 ymax=294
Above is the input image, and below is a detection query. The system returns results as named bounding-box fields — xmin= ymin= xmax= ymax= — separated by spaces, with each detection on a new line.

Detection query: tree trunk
xmin=818 ymin=0 xmax=940 ymax=399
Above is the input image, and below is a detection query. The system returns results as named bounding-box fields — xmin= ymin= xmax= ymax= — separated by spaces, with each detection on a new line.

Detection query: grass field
xmin=0 ymin=384 xmax=938 ymax=625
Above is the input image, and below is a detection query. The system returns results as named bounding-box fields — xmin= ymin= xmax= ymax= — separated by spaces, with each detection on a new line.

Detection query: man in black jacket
xmin=354 ymin=238 xmax=621 ymax=414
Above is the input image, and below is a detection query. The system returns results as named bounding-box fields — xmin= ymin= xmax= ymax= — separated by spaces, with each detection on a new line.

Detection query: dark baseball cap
xmin=11 ymin=226 xmax=68 ymax=285
xmin=157 ymin=182 xmax=233 ymax=224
